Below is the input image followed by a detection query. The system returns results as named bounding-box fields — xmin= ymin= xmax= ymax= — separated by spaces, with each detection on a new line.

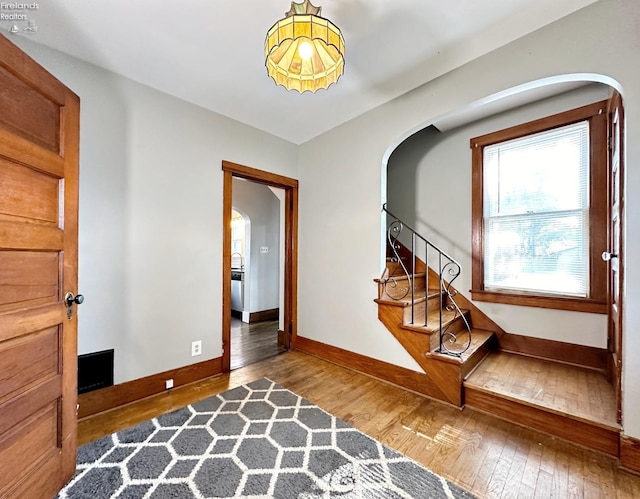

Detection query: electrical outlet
xmin=165 ymin=379 xmax=174 ymax=389
xmin=192 ymin=340 xmax=202 ymax=356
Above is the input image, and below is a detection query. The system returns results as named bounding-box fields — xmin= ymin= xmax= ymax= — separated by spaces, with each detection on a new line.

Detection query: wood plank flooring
xmin=77 ymin=350 xmax=640 ymax=498
xmin=465 ymin=351 xmax=618 ymax=428
xmin=230 ymin=317 xmax=286 ymax=370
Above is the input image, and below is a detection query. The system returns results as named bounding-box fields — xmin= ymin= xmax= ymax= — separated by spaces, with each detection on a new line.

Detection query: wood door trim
xmin=221 ymin=161 xmax=299 ymax=371
xmin=222 ymin=160 xmax=298 ymax=189
xmin=607 ymin=90 xmax=624 ymax=424
xmin=222 ymin=169 xmax=233 ymax=370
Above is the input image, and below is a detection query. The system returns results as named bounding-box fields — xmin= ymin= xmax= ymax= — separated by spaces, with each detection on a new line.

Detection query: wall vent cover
xmin=78 ymin=349 xmax=114 ymax=394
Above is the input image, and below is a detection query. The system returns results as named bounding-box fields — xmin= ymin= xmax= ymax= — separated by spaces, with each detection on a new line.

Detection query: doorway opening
xmin=230 ymin=208 xmax=247 ymax=321
xmin=229 ymin=183 xmax=285 ymax=369
xmin=222 ymin=161 xmax=298 ymax=372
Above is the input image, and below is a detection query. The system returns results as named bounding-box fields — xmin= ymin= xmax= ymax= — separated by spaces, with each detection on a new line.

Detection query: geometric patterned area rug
xmin=58 ymin=378 xmax=476 ymax=498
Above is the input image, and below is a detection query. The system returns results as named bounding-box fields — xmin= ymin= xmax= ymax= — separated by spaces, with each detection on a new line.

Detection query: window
xmin=470 ymin=101 xmax=608 ymax=313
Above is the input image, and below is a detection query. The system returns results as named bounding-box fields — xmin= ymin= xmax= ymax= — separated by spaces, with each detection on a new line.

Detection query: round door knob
xmin=65 ymin=292 xmax=85 ymax=306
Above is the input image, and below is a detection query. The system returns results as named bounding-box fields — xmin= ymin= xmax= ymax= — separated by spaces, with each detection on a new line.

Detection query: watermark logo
xmin=1 ymin=2 xmax=39 ymax=34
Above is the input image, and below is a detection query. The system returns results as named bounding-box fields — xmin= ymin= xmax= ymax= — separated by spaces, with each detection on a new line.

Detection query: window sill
xmin=469 ymin=289 xmax=607 ymax=314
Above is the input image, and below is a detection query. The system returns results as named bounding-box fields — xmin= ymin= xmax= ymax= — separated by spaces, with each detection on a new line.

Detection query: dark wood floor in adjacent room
xmin=78 ymin=351 xmax=640 ymax=498
xmin=230 ymin=317 xmax=285 ymax=370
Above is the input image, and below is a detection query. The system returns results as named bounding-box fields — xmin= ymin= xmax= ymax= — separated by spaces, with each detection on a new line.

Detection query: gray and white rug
xmin=58 ymin=378 xmax=476 ymax=498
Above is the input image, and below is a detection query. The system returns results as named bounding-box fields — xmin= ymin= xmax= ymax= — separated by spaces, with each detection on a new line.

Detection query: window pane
xmin=484 ymin=211 xmax=589 ymax=296
xmin=484 ymin=121 xmax=589 ymax=217
xmin=482 ymin=120 xmax=591 ymax=298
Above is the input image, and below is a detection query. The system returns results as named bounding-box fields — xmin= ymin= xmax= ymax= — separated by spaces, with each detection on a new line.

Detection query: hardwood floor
xmin=466 ymin=351 xmax=618 ymax=428
xmin=78 ymin=351 xmax=640 ymax=498
xmin=230 ymin=317 xmax=286 ymax=370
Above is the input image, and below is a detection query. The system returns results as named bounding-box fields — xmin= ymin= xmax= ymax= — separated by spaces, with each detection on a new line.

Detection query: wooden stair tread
xmin=427 ymin=328 xmax=494 ymax=364
xmin=374 ymin=289 xmax=440 ymax=307
xmin=464 ymin=351 xmax=619 ymax=430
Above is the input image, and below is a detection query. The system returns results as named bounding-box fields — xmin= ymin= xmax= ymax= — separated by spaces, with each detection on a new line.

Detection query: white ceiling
xmin=10 ymin=0 xmax=598 ymax=144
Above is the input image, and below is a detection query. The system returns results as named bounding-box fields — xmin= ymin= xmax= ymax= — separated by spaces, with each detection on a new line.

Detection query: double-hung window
xmin=470 ymin=101 xmax=608 ymax=313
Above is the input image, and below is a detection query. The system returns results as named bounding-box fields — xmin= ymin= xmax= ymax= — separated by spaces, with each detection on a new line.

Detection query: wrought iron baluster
xmin=424 ymin=245 xmax=428 ymax=327
xmin=439 ymin=252 xmax=443 ymax=353
xmin=380 ymin=204 xmax=472 ymax=357
xmin=411 ymin=232 xmax=416 ymax=324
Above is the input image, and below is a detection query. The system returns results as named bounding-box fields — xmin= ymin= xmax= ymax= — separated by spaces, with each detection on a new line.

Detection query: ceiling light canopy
xmin=265 ymin=0 xmax=345 ymax=93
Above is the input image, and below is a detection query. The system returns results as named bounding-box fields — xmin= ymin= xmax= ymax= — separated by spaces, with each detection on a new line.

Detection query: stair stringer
xmin=377 ymin=301 xmax=465 ymax=406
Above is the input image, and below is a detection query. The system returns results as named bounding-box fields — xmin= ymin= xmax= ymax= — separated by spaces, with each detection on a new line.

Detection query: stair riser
xmin=460 ymin=337 xmax=495 ymax=380
xmin=405 ymin=306 xmax=469 ymax=331
xmin=431 ymin=313 xmax=471 ymax=351
xmin=386 ymin=255 xmax=427 ymax=275
xmin=429 ymin=294 xmax=447 ymax=314
xmin=444 ymin=312 xmax=470 ymax=335
xmin=385 ymin=261 xmax=407 ymax=277
xmin=379 ymin=275 xmax=427 ymax=302
xmin=430 ymin=330 xmax=442 ymax=352
xmin=385 ymin=260 xmax=427 ymax=275
xmin=402 ymin=294 xmax=448 ymax=321
xmin=465 ymin=388 xmax=619 ymax=457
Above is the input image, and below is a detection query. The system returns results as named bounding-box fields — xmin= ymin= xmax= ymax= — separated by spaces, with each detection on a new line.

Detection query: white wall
xmin=298 ymin=0 xmax=640 ymax=438
xmin=9 ymin=0 xmax=640 ymax=441
xmin=10 ymin=37 xmax=298 ymax=384
xmin=387 ymin=84 xmax=610 ymax=348
xmin=232 ymin=178 xmax=281 ymax=316
xmin=268 ymin=186 xmax=287 ymax=331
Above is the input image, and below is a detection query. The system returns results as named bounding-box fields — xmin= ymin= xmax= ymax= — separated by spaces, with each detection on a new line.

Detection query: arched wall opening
xmin=379 ymin=74 xmax=623 ymax=351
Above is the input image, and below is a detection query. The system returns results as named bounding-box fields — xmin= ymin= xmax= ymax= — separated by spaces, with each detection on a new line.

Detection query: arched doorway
xmin=382 ymin=75 xmax=625 ymax=423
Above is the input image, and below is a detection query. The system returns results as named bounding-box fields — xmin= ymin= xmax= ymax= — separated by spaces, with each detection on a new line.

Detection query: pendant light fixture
xmin=265 ymin=0 xmax=345 ymax=93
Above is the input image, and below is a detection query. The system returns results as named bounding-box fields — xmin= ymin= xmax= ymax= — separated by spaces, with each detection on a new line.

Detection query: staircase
xmin=374 ymin=206 xmax=496 ymax=406
xmin=374 ymin=206 xmax=620 ymax=457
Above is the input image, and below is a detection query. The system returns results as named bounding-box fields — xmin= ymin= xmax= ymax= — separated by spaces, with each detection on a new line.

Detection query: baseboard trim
xmin=277 ymin=329 xmax=287 ymax=346
xmin=295 ymin=336 xmax=451 ymax=404
xmin=621 ymin=435 xmax=640 ymax=475
xmin=249 ymin=308 xmax=279 ymax=322
xmin=77 ymin=357 xmax=223 ymax=419
xmin=498 ymin=333 xmax=608 ymax=371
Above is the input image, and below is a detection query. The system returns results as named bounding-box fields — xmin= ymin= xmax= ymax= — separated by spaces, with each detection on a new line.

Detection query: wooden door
xmin=0 ymin=35 xmax=80 ymax=498
xmin=606 ymin=91 xmax=624 ymax=424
